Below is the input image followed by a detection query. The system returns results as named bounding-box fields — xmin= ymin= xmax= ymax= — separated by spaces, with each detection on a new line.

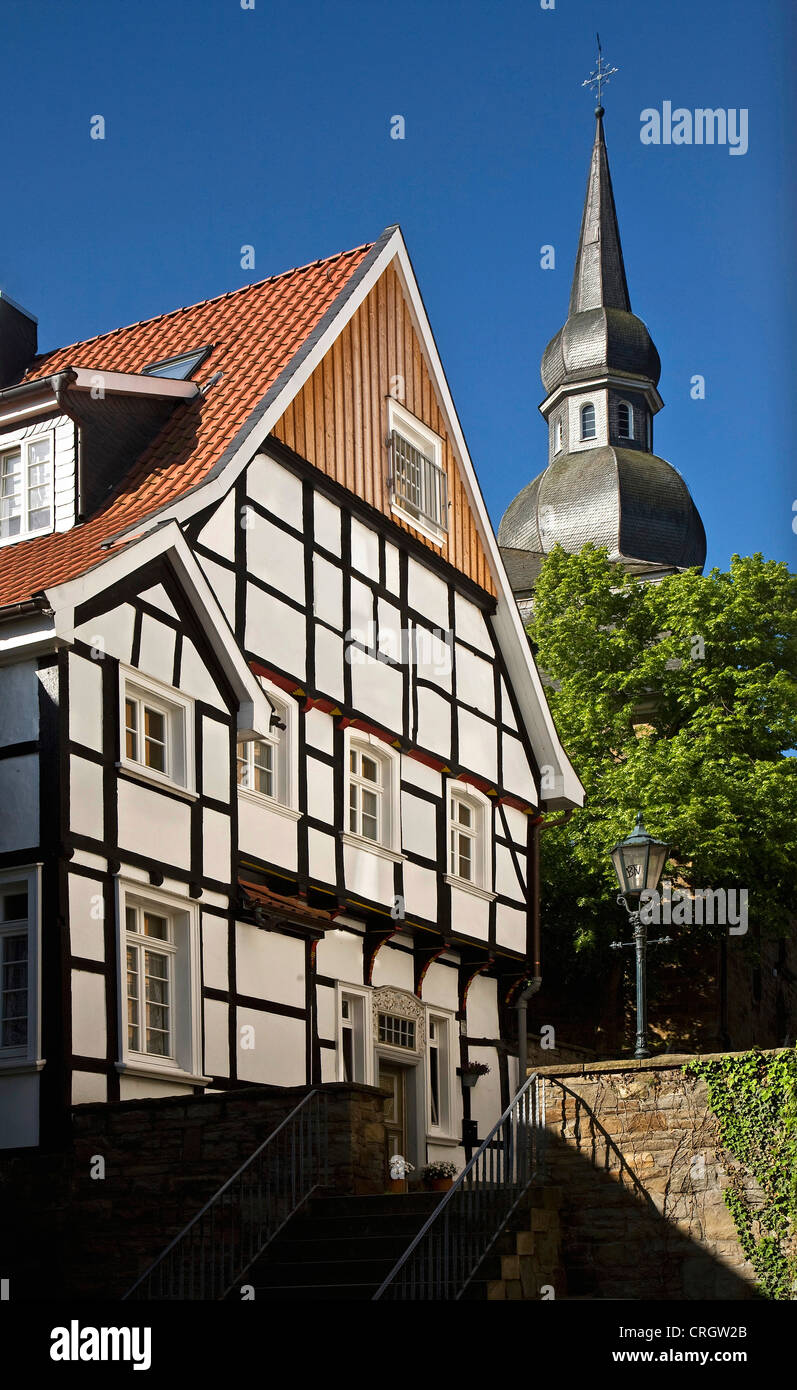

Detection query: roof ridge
xmin=27 ymin=238 xmax=375 ymax=371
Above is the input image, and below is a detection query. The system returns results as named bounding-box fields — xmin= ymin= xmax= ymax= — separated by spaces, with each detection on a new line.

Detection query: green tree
xmin=528 ymin=547 xmax=797 ymax=972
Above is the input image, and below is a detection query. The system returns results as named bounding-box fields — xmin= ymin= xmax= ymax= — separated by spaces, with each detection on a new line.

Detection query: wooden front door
xmin=378 ymin=1061 xmax=408 ymax=1167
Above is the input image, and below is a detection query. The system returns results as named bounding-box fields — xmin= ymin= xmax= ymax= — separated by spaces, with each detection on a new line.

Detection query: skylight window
xmin=142 ymin=347 xmax=211 ymax=381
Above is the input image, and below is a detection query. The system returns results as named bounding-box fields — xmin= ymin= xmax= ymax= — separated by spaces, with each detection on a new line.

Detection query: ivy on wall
xmin=686 ymin=1049 xmax=797 ymax=1300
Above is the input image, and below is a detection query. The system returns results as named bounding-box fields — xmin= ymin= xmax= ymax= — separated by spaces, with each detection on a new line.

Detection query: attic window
xmin=142 ymin=347 xmax=211 ymax=381
xmin=387 ymin=399 xmax=448 ymax=546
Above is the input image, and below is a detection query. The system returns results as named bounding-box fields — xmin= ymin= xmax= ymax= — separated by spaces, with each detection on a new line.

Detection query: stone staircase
xmin=229 ymin=1184 xmax=565 ymax=1301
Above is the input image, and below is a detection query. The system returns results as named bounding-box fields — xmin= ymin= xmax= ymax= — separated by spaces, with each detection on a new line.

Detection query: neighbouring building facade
xmin=0 ymin=226 xmax=582 ymax=1165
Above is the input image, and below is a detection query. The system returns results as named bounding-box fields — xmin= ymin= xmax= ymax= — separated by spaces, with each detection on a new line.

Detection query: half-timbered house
xmin=0 ymin=226 xmax=582 ymax=1170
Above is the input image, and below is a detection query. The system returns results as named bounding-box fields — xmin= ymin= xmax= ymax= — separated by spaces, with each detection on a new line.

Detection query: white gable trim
xmin=42 ymin=523 xmax=271 ymax=740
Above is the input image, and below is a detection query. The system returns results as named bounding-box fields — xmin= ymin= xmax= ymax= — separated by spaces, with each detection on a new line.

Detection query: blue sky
xmin=2 ymin=0 xmax=794 ymax=572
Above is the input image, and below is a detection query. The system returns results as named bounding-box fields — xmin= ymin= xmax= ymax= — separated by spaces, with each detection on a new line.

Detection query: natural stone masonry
xmin=0 ymin=1082 xmax=387 ymax=1301
xmin=533 ymin=1053 xmax=771 ymax=1300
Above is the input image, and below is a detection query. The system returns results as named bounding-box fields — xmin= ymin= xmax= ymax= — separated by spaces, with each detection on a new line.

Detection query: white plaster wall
xmin=195 ymin=555 xmax=236 ymax=625
xmin=72 ymin=1071 xmax=108 ymax=1104
xmin=422 ymin=960 xmax=459 ymax=1011
xmin=350 ymin=517 xmax=379 ymax=581
xmin=456 ymin=645 xmax=494 ymax=718
xmin=350 ymin=656 xmax=403 ymax=735
xmin=449 ymin=882 xmax=489 ymax=941
xmin=304 ymin=708 xmax=333 ymax=754
xmin=496 ymin=843 xmax=524 ymax=902
xmin=458 ymin=709 xmax=497 ymax=784
xmin=68 ymin=654 xmax=103 ymax=753
xmin=238 ymin=795 xmax=298 ymax=870
xmin=415 ymin=687 xmax=451 ymax=759
xmin=371 ymin=942 xmax=414 ymax=992
xmin=0 ymin=662 xmax=38 ymax=745
xmin=120 ymin=1074 xmax=194 ymax=1100
xmin=502 ymin=804 xmax=528 ymax=847
xmin=236 ymin=1007 xmax=306 ymax=1085
xmin=454 ymin=592 xmax=492 ymax=654
xmin=316 ymin=982 xmax=336 ymax=1042
xmin=313 ymin=555 xmax=343 ymax=629
xmin=307 ymin=757 xmax=334 ymax=826
xmin=0 ymin=755 xmax=38 ymax=851
xmin=402 ymin=860 xmax=437 ymax=921
xmin=0 ymin=1073 xmax=39 ymax=1147
xmin=70 ymin=756 xmax=104 ymax=842
xmin=314 ymin=492 xmax=341 ymax=555
xmin=315 ymin=627 xmax=344 ymax=702
xmin=400 ymin=791 xmax=436 ymax=858
xmin=568 ymin=389 xmax=608 ymax=453
xmin=202 ymin=808 xmax=230 ymax=883
xmin=248 ymin=453 xmax=303 ymax=531
xmin=197 ymin=488 xmax=237 ymax=560
xmin=316 ymin=927 xmax=362 ymax=983
xmin=343 ymin=842 xmax=395 ymax=906
xmin=139 ymin=584 xmax=179 ymax=619
xmin=203 ymin=998 xmax=230 ymax=1077
xmin=74 ymin=604 xmax=136 ymax=664
xmin=117 ymin=780 xmax=191 ymax=869
xmin=202 ymin=912 xmax=229 ymax=990
xmin=401 ymin=756 xmax=441 ymax=798
xmin=71 ymin=970 xmax=106 ymax=1059
xmin=68 ymin=872 xmax=105 ymax=961
xmin=496 ymin=903 xmax=526 ymax=955
xmin=308 ymin=827 xmax=336 ymax=884
xmin=502 ymin=733 xmax=537 ymax=803
xmin=500 ymin=678 xmax=518 ymax=731
xmin=246 ymin=585 xmax=305 ymax=680
xmin=248 ymin=513 xmax=305 ymax=605
xmin=384 ymin=541 xmax=400 ymax=594
xmin=408 ymin=557 xmax=448 ymax=630
xmin=466 ymin=973 xmax=499 ymax=1038
xmin=235 ymin=924 xmax=305 ymax=1007
xmin=137 ymin=614 xmax=176 ymax=687
xmin=202 ymin=717 xmax=230 ymax=802
xmin=179 ymin=639 xmax=226 ymax=710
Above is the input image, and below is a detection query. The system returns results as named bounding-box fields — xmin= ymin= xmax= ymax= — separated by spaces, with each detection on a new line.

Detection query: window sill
xmin=444 ymin=874 xmax=497 ymax=903
xmin=0 ymin=1056 xmax=45 ymax=1075
xmin=237 ymin=788 xmax=302 ymax=820
xmin=117 ymin=763 xmax=198 ymax=801
xmin=390 ymin=502 xmax=445 ymax=549
xmin=426 ymin=1132 xmax=460 ymax=1148
xmin=116 ymin=1060 xmax=211 ymax=1086
xmin=340 ymin=831 xmax=406 ymax=864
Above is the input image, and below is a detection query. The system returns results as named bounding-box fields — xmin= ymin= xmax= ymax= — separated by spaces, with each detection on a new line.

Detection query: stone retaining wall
xmin=534 ymin=1052 xmax=772 ymax=1300
xmin=1 ymin=1082 xmax=387 ymax=1300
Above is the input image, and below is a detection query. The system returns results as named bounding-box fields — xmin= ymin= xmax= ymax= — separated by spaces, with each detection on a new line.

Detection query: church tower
xmin=499 ymin=104 xmax=706 ymax=607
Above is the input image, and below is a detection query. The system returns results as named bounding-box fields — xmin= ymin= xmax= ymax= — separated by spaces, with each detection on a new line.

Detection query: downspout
xmin=516 ymin=807 xmax=574 ymax=1087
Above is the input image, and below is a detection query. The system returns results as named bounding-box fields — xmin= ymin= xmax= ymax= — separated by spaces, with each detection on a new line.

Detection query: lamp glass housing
xmin=610 ymin=813 xmax=669 ymax=903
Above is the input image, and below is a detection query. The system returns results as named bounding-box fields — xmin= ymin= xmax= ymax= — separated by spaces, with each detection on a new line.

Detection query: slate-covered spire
xmin=568 ymin=108 xmax=631 ymax=316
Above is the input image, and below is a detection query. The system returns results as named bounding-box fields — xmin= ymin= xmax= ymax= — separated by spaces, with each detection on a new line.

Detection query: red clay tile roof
xmin=0 ymin=240 xmax=374 ymax=609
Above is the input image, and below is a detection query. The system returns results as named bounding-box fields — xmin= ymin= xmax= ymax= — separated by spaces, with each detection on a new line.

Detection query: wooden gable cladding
xmin=272 ymin=264 xmax=496 ymax=597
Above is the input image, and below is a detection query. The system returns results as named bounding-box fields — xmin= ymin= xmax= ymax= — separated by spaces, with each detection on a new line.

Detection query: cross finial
xmin=582 ymin=32 xmax=618 ymax=112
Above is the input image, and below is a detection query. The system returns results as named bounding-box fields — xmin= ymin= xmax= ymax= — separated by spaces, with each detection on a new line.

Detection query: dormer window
xmin=555 ymin=419 xmax=563 ymax=453
xmin=617 ymin=401 xmax=633 ymax=440
xmin=142 ymin=347 xmax=211 ymax=381
xmin=0 ymin=435 xmax=53 ymax=545
xmin=387 ymin=398 xmax=447 ymax=546
xmin=580 ymin=403 xmax=596 ymax=441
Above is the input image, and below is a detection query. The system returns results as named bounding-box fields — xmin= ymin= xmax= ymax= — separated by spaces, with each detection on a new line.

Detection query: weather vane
xmin=582 ymin=32 xmax=618 ymax=109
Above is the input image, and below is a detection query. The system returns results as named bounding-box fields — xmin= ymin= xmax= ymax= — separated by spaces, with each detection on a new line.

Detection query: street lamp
xmin=609 ymin=812 xmax=672 ymax=1059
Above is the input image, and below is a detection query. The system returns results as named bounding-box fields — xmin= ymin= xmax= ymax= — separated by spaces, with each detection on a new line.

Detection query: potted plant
xmin=387 ymin=1155 xmax=414 ymax=1194
xmin=459 ymin=1060 xmax=491 ymax=1088
xmin=420 ymin=1160 xmax=459 ymax=1193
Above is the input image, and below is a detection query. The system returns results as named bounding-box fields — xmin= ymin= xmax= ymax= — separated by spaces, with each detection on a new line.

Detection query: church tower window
xmin=555 ymin=418 xmax=563 ymax=453
xmin=580 ymin=403 xmax=596 ymax=440
xmin=617 ymin=401 xmax=633 ymax=440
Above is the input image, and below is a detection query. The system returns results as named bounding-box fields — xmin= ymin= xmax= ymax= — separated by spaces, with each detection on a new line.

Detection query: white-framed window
xmin=554 ymin=418 xmax=563 ymax=453
xmin=387 ymin=398 xmax=448 ymax=545
xmin=445 ymin=780 xmax=493 ymax=898
xmin=120 ymin=669 xmax=195 ymax=794
xmin=0 ymin=433 xmax=54 ymax=546
xmin=0 ymin=866 xmax=41 ymax=1069
xmin=236 ymin=680 xmax=297 ymax=814
xmin=142 ymin=347 xmax=211 ymax=380
xmin=337 ymin=984 xmax=373 ymax=1084
xmin=117 ymin=882 xmax=205 ymax=1084
xmin=617 ymin=400 xmax=634 ymax=440
xmin=580 ymin=402 xmax=596 ymax=441
xmin=427 ymin=1010 xmax=457 ymax=1136
xmin=342 ymin=730 xmax=402 ymax=857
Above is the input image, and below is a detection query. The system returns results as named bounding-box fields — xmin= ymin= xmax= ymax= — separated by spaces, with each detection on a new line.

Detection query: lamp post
xmin=608 ymin=812 xmax=672 ymax=1060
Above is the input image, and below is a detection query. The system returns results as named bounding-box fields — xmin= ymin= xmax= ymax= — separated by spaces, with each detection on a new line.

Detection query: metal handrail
xmin=123 ymin=1088 xmax=328 ymax=1300
xmin=372 ymin=1072 xmax=546 ymax=1300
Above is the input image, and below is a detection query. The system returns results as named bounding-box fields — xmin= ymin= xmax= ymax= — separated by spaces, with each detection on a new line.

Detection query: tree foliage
xmin=527 ymin=547 xmax=797 ymax=966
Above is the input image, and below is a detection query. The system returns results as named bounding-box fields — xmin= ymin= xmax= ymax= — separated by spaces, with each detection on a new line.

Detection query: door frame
xmin=375 ymin=1047 xmax=425 ymax=1170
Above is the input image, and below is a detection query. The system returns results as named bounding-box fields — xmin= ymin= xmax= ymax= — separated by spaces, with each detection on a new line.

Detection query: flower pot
xmin=387 ymin=1177 xmax=407 ymax=1194
xmin=461 ymin=1072 xmax=479 ymax=1088
xmin=429 ymin=1177 xmax=454 ymax=1192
